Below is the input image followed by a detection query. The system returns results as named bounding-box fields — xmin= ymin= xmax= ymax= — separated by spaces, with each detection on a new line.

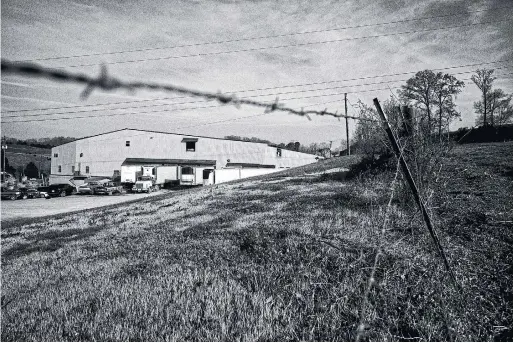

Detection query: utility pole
xmin=345 ymin=93 xmax=350 ymax=156
xmin=1 ymin=137 xmax=7 ymax=173
xmin=329 ymin=140 xmax=333 ymax=158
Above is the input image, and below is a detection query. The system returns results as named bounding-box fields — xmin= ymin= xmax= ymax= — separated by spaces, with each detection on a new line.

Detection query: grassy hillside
xmin=3 ymin=144 xmax=51 ymax=175
xmin=1 ymin=142 xmax=512 ymax=341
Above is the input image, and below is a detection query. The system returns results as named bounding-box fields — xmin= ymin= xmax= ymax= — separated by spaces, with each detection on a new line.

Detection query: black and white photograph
xmin=1 ymin=0 xmax=512 ymax=341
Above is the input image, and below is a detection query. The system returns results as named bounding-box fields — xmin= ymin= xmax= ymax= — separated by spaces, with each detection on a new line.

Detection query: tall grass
xmin=1 ymin=142 xmax=512 ymax=341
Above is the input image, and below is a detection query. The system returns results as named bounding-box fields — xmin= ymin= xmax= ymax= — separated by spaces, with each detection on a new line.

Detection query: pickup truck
xmin=25 ymin=188 xmax=41 ymax=199
xmin=1 ymin=187 xmax=23 ymax=200
xmin=95 ymin=182 xmax=123 ymax=195
xmin=78 ymin=181 xmax=104 ymax=195
xmin=46 ymin=183 xmax=77 ymax=198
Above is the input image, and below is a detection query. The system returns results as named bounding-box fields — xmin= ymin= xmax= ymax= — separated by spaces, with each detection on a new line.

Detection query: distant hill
xmin=2 ymin=136 xmax=76 ymax=179
xmin=3 ymin=144 xmax=51 ymax=177
xmin=4 ymin=136 xmax=76 ymax=149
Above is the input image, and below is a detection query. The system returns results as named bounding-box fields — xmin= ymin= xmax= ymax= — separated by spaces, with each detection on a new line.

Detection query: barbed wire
xmin=1 ymin=59 xmax=377 ymax=123
xmin=3 ymin=72 xmax=512 ymax=122
xmin=2 ymin=59 xmax=510 ymax=115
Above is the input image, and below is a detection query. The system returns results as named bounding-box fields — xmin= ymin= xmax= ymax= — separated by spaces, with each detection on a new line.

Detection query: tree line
xmin=353 ymin=67 xmax=512 ymax=154
xmin=3 ymin=136 xmax=76 ymax=149
xmin=1 ymin=150 xmax=43 ymax=180
xmin=224 ymin=135 xmax=340 ymax=157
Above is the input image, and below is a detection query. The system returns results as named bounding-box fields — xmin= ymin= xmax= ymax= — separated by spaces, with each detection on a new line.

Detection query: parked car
xmin=37 ymin=186 xmax=50 ymax=198
xmin=95 ymin=182 xmax=124 ymax=195
xmin=78 ymin=181 xmax=104 ymax=195
xmin=1 ymin=187 xmax=23 ymax=200
xmin=46 ymin=184 xmax=77 ymax=198
xmin=25 ymin=188 xmax=41 ymax=199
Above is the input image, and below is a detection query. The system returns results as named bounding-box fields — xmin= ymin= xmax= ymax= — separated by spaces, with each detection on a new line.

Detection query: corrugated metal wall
xmin=51 ymin=129 xmax=318 ymax=180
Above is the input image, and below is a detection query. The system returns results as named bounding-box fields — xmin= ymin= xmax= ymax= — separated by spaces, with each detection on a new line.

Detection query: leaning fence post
xmin=373 ymin=98 xmax=460 ymax=291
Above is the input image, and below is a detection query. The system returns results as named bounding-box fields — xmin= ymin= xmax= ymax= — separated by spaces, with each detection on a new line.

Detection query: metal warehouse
xmin=50 ymin=128 xmax=319 ymax=186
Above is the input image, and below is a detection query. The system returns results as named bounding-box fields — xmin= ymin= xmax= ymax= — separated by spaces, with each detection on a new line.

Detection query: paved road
xmin=1 ymin=190 xmax=171 ymax=222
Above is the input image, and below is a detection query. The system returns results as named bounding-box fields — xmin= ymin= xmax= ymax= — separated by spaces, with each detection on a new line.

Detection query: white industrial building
xmin=50 ymin=128 xmax=319 ymax=185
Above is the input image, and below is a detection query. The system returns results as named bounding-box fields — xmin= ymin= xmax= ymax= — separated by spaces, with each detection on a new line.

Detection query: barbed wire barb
xmin=1 ymin=59 xmax=378 ymax=123
xmin=80 ymin=64 xmax=120 ymax=100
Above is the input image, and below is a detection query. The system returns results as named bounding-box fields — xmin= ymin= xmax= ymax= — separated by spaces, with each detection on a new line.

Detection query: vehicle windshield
xmin=49 ymin=184 xmax=67 ymax=189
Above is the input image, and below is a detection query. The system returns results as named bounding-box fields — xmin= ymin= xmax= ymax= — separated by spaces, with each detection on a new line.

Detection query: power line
xmin=0 ymin=78 xmax=430 ymax=119
xmin=4 ymin=71 xmax=513 ymax=124
xmin=11 ymin=5 xmax=512 ymax=63
xmin=29 ymin=99 xmax=349 ymax=146
xmin=1 ymin=79 xmax=409 ymax=118
xmin=4 ymin=69 xmax=512 ymax=120
xmin=3 ymin=58 xmax=512 ymax=125
xmin=1 ymin=87 xmax=399 ymax=124
xmin=3 ymin=59 xmax=510 ymax=115
xmin=62 ymin=19 xmax=511 ymax=68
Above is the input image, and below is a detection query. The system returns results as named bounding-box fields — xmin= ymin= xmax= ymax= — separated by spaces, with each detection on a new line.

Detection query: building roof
xmin=52 ymin=128 xmax=318 ymax=157
xmin=225 ymin=162 xmax=276 ymax=169
xmin=55 ymin=128 xmax=274 ymax=147
xmin=122 ymin=158 xmax=216 ymax=166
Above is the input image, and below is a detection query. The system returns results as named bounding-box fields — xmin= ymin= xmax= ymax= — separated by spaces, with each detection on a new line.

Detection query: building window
xmin=72 ymin=166 xmax=75 ymax=173
xmin=277 ymin=148 xmax=282 ymax=157
xmin=182 ymin=166 xmax=194 ymax=175
xmin=86 ymin=166 xmax=90 ymax=174
xmin=126 ymin=141 xmax=130 ymax=147
xmin=79 ymin=153 xmax=83 ymax=157
xmin=58 ymin=165 xmax=62 ymax=173
xmin=185 ymin=141 xmax=195 ymax=152
xmin=54 ymin=153 xmax=58 ymax=158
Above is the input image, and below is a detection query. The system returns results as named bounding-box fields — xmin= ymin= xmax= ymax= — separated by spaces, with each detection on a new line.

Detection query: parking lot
xmin=1 ymin=190 xmax=171 ymax=222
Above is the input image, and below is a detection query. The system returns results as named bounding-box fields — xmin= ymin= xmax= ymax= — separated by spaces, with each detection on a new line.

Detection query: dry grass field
xmin=1 ymin=142 xmax=512 ymax=341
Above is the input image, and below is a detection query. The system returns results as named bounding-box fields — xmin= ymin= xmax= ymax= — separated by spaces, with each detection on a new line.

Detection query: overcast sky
xmin=1 ymin=0 xmax=512 ymax=146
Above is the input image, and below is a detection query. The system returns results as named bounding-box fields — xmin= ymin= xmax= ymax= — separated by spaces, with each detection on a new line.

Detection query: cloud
xmin=2 ymin=0 xmax=512 ymax=143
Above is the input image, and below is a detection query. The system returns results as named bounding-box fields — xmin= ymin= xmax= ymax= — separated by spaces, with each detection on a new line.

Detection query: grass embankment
xmin=3 ymin=144 xmax=52 ymax=174
xmin=1 ymin=143 xmax=512 ymax=341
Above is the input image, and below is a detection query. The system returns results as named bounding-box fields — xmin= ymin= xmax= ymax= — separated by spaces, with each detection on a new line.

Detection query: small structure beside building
xmin=50 ymin=128 xmax=319 ymax=186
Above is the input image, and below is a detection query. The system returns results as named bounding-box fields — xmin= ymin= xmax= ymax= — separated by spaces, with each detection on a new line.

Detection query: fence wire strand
xmin=356 ymin=154 xmax=403 ymax=342
xmin=1 ymin=59 xmax=377 ymax=123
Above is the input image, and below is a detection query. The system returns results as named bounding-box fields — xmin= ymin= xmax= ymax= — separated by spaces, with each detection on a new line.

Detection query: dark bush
xmin=346 ymin=152 xmax=394 ymax=179
xmin=451 ymin=125 xmax=513 ymax=143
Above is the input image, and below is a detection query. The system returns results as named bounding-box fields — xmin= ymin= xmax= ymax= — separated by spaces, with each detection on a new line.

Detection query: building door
xmin=180 ymin=166 xmax=195 ymax=184
xmin=202 ymin=169 xmax=214 ymax=185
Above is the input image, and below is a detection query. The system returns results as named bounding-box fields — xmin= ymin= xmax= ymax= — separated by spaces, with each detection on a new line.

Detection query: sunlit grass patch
xmin=2 ymin=142 xmax=512 ymax=341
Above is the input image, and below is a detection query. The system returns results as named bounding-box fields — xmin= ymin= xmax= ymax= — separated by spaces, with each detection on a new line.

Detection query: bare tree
xmin=475 ymin=89 xmax=513 ymax=126
xmin=433 ymin=74 xmax=464 ymax=140
xmin=399 ymin=70 xmax=440 ymax=134
xmin=471 ymin=69 xmax=496 ymax=126
xmin=496 ymin=101 xmax=513 ymax=126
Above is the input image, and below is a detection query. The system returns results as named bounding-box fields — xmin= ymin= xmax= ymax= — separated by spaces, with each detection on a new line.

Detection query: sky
xmin=1 ymin=0 xmax=512 ymax=147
